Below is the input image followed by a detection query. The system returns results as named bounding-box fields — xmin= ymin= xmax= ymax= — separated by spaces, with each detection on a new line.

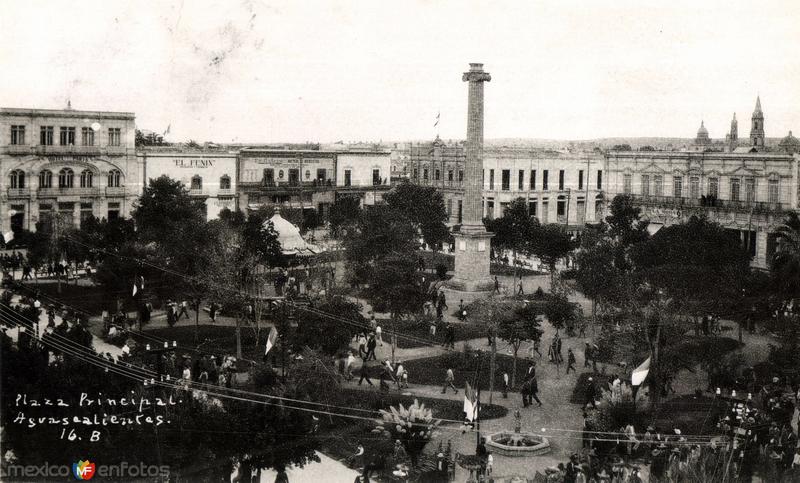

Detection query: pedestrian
xmin=459 ymin=299 xmax=466 ymax=321
xmin=358 ymin=334 xmax=367 ymax=359
xmin=556 ymin=335 xmax=563 ymax=363
xmin=178 ymin=300 xmax=190 ymax=320
xmin=585 ymin=377 xmax=597 ymax=408
xmin=209 ymin=302 xmax=219 ymax=323
xmin=567 ymin=348 xmax=577 ymax=373
xmin=502 ymin=372 xmax=509 ymax=398
xmin=379 ymin=360 xmax=395 ymax=391
xmin=358 ymin=358 xmax=374 ymax=386
xmin=345 ymin=351 xmax=356 ymax=381
xmin=494 ymin=276 xmax=500 ymax=294
xmin=528 ymin=375 xmax=542 ymax=407
xmin=375 ymin=324 xmax=383 ymax=347
xmin=445 ymin=322 xmax=455 ymax=349
xmin=532 ymin=339 xmax=542 ymax=358
xmin=396 ymin=361 xmax=407 ymax=389
xmin=442 ymin=367 xmax=457 ymax=394
xmin=369 ymin=314 xmax=377 ymax=333
xmin=366 ymin=333 xmax=377 ymax=361
xmin=518 ymin=280 xmax=524 ymax=295
xmin=430 ymin=319 xmax=437 ymax=338
xmin=486 ymin=452 xmax=494 ymax=476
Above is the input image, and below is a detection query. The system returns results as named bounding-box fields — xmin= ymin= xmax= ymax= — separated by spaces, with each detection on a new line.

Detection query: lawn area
xmin=380 ymin=317 xmax=487 ymax=349
xmin=17 ymin=280 xmax=114 ymax=315
xmin=401 ymin=349 xmax=532 ymax=390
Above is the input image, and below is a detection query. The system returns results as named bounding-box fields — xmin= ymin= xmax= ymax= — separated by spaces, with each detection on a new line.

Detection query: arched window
xmin=278 ymin=170 xmax=284 ymax=180
xmin=107 ymin=169 xmax=121 ymax=188
xmin=9 ymin=170 xmax=25 ymax=189
xmin=39 ymin=170 xmax=52 ymax=188
xmin=80 ymin=170 xmax=93 ymax=188
xmin=219 ymin=175 xmax=231 ymax=190
xmin=58 ymin=168 xmax=74 ymax=188
xmin=305 ymin=170 xmax=311 ymax=180
xmin=191 ymin=175 xmax=202 ymax=190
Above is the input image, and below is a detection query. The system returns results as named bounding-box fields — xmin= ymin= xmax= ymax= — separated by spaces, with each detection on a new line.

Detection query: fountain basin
xmin=485 ymin=431 xmax=550 ymax=457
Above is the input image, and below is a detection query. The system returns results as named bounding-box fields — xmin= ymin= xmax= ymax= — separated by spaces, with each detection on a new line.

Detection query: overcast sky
xmin=2 ymin=0 xmax=799 ymax=143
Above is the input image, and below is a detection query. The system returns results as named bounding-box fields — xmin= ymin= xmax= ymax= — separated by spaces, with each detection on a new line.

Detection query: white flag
xmin=2 ymin=231 xmax=14 ymax=244
xmin=265 ymin=326 xmax=278 ymax=355
xmin=631 ymin=357 xmax=651 ymax=386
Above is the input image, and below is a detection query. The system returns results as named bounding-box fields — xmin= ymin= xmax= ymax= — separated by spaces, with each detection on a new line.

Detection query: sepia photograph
xmin=2 ymin=1 xmax=800 ymax=481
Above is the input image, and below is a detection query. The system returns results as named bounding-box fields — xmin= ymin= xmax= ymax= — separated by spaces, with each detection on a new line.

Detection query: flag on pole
xmin=2 ymin=231 xmax=14 ymax=244
xmin=132 ymin=275 xmax=144 ymax=298
xmin=631 ymin=357 xmax=651 ymax=386
xmin=434 ymin=111 xmax=440 ymax=128
xmin=265 ymin=326 xmax=278 ymax=355
xmin=463 ymin=382 xmax=478 ymax=422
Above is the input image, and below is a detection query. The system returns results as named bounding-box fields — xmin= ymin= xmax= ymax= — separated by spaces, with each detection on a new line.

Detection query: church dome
xmin=697 ymin=121 xmax=708 ymax=136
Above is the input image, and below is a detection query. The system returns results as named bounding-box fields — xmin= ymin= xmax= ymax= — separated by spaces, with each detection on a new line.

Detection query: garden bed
xmin=379 ymin=317 xmax=488 ymax=349
xmin=401 ymin=350 xmax=531 ymax=390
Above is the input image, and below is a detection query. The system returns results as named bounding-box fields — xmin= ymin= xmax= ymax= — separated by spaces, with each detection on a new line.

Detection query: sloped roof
xmin=265 ymin=209 xmax=308 ymax=255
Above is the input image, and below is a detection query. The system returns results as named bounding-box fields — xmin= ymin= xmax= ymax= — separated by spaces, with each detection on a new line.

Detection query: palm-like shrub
xmin=375 ymin=399 xmax=441 ymax=467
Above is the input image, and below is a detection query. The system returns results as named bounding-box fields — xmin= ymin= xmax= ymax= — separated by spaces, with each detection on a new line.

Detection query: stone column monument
xmin=447 ymin=63 xmax=494 ymax=295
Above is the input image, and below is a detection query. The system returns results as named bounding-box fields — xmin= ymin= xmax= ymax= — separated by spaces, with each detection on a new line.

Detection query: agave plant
xmin=376 ymin=399 xmax=441 ymax=467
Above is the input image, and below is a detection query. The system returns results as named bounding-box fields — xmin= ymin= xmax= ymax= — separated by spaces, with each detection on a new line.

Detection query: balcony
xmin=630 ymin=195 xmax=786 ymax=214
xmin=105 ymin=187 xmax=126 ymax=197
xmin=217 ymin=188 xmax=235 ymax=197
xmin=37 ymin=187 xmax=102 ymax=198
xmin=189 ymin=188 xmax=205 ymax=197
xmin=34 ymin=145 xmax=102 ymax=156
xmin=6 ymin=188 xmax=31 ymax=198
xmin=1 ymin=145 xmax=34 ymax=155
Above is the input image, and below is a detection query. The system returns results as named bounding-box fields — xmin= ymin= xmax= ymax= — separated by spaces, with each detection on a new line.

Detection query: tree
xmin=574 ymin=225 xmax=625 ymax=327
xmin=376 ymin=399 xmax=441 ymax=467
xmin=542 ymin=292 xmax=581 ymax=336
xmin=530 ymin=224 xmax=576 ymax=286
xmin=328 ymin=195 xmax=362 ymax=237
xmin=485 ymin=197 xmax=539 ymax=279
xmin=383 ymin=182 xmax=449 ymax=250
xmin=367 ymin=255 xmax=428 ymax=320
xmin=772 ymin=211 xmax=800 ymax=301
xmin=496 ymin=302 xmax=543 ymax=387
xmin=344 ymin=204 xmax=418 ymax=269
xmin=291 ymin=296 xmax=362 ymax=356
xmin=133 ymin=176 xmax=206 ymax=244
xmin=612 ymin=144 xmax=632 ymax=151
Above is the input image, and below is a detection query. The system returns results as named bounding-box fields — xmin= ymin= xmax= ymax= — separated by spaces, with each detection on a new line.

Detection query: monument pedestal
xmin=446 ymin=227 xmax=494 ymax=295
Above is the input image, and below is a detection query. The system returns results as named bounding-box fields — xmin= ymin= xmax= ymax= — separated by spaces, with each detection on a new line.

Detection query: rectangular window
xmin=489 ymin=169 xmax=495 ymax=190
xmin=708 ymin=177 xmax=719 ymax=198
xmin=413 ymin=168 xmax=418 ymax=179
xmin=578 ymin=170 xmax=584 ymax=190
xmin=458 ymin=170 xmax=464 ymax=182
xmin=518 ymin=170 xmax=524 ymax=191
xmin=448 ymin=170 xmax=454 ymax=182
xmin=40 ymin=126 xmax=54 ymax=145
xmin=457 ymin=200 xmax=463 ymax=224
xmin=641 ymin=175 xmax=650 ymax=196
xmin=530 ymin=170 xmax=537 ymax=190
xmin=653 ymin=175 xmax=663 ymax=196
xmin=423 ymin=168 xmax=429 ymax=181
xmin=108 ymin=128 xmax=121 ymax=146
xmin=264 ymin=168 xmax=275 ymax=184
xmin=447 ymin=199 xmax=452 ymax=217
xmin=730 ymin=178 xmax=740 ymax=202
xmin=344 ymin=170 xmax=352 ymax=187
xmin=529 ymin=200 xmax=537 ymax=217
xmin=559 ymin=170 xmax=565 ymax=190
xmin=316 ymin=168 xmax=326 ymax=181
xmin=673 ymin=176 xmax=682 ymax=198
xmin=501 ymin=169 xmax=510 ymax=191
xmin=288 ymin=168 xmax=299 ymax=186
xmin=690 ymin=177 xmax=700 ymax=199
xmin=81 ymin=127 xmax=94 ymax=146
xmin=10 ymin=125 xmax=25 ymax=145
xmin=373 ymin=169 xmax=381 ymax=185
xmin=557 ymin=199 xmax=566 ymax=216
xmin=768 ymin=179 xmax=779 ymax=204
xmin=59 ymin=127 xmax=75 ymax=145
xmin=623 ymin=174 xmax=632 ymax=194
xmin=597 ymin=170 xmax=603 ymax=190
xmin=543 ymin=170 xmax=549 ymax=190
xmin=745 ymin=178 xmax=755 ymax=203
xmin=541 ymin=201 xmax=549 ymax=224
xmin=434 ymin=169 xmax=440 ymax=181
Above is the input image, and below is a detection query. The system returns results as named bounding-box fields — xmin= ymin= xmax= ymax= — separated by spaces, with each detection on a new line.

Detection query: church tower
xmin=750 ymin=96 xmax=765 ymax=148
xmin=728 ymin=113 xmax=738 ymax=151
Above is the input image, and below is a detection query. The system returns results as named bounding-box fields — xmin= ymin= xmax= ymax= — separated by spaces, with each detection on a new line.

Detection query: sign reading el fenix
xmin=173 ymin=159 xmax=217 ymax=168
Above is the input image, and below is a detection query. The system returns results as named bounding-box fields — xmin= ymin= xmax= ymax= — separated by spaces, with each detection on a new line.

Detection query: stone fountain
xmin=485 ymin=410 xmax=551 ymax=457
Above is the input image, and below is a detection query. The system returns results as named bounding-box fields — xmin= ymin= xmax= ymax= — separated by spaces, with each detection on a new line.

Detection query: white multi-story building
xmin=0 ymin=106 xmax=140 ymax=233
